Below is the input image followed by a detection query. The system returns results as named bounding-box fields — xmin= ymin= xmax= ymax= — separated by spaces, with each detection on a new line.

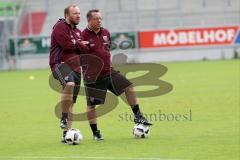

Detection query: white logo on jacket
xmin=103 ymin=36 xmax=108 ymax=42
xmin=76 ymin=32 xmax=80 ymax=37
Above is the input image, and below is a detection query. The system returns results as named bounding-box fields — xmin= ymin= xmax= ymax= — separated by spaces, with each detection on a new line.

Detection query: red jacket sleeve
xmin=76 ymin=40 xmax=89 ymax=54
xmin=52 ymin=23 xmax=77 ymax=52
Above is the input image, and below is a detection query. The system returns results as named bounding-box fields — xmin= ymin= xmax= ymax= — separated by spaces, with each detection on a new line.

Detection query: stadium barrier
xmin=8 ymin=25 xmax=240 ymax=56
xmin=3 ymin=25 xmax=240 ymax=70
xmin=8 ymin=32 xmax=137 ymax=55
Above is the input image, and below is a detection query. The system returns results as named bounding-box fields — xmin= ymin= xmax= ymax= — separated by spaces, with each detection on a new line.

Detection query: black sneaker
xmin=93 ymin=130 xmax=104 ymax=141
xmin=61 ymin=137 xmax=67 ymax=143
xmin=60 ymin=118 xmax=68 ymax=129
xmin=61 ymin=131 xmax=67 ymax=143
xmin=134 ymin=113 xmax=152 ymax=126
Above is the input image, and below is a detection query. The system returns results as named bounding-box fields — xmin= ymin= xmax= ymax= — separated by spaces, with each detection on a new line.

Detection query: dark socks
xmin=90 ymin=124 xmax=98 ymax=134
xmin=62 ymin=113 xmax=68 ymax=119
xmin=131 ymin=104 xmax=140 ymax=116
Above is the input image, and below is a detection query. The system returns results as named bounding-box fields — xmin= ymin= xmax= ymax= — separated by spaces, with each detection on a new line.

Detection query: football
xmin=64 ymin=128 xmax=83 ymax=145
xmin=133 ymin=124 xmax=150 ymax=138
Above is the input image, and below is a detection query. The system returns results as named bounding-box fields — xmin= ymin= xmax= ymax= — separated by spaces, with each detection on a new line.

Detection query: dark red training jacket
xmin=81 ymin=27 xmax=112 ymax=79
xmin=49 ymin=19 xmax=88 ymax=73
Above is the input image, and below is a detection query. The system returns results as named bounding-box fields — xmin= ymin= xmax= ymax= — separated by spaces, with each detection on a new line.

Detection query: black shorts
xmin=53 ymin=64 xmax=81 ymax=103
xmin=84 ymin=70 xmax=132 ymax=105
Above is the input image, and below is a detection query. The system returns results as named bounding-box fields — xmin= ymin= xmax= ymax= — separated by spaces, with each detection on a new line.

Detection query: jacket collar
xmin=59 ymin=18 xmax=77 ymax=29
xmin=87 ymin=25 xmax=103 ymax=34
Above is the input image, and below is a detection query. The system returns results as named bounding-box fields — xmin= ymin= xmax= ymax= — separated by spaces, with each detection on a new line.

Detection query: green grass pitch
xmin=0 ymin=60 xmax=239 ymax=160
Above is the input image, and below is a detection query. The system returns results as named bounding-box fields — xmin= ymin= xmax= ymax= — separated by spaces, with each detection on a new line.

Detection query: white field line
xmin=0 ymin=156 xmax=183 ymax=160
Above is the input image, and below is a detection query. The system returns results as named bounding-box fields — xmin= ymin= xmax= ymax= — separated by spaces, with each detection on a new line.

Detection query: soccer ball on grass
xmin=133 ymin=124 xmax=150 ymax=138
xmin=65 ymin=128 xmax=83 ymax=145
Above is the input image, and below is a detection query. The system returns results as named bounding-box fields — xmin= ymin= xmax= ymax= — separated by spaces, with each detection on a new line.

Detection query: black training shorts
xmin=53 ymin=63 xmax=81 ymax=103
xmin=84 ymin=70 xmax=132 ymax=106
